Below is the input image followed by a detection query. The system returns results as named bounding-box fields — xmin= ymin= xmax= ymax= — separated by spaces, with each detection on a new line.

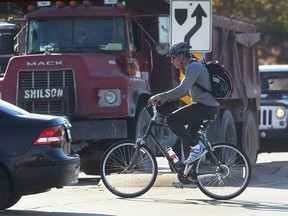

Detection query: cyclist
xmin=148 ymin=42 xmax=219 ymax=165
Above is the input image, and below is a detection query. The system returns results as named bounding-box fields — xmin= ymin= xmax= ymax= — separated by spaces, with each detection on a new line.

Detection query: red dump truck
xmin=0 ymin=0 xmax=260 ymax=174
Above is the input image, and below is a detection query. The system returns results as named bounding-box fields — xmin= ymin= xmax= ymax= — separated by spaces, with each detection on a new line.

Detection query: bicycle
xmin=100 ymin=104 xmax=251 ymax=200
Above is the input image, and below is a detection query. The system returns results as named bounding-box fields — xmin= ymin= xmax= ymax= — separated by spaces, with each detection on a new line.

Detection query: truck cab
xmin=259 ymin=64 xmax=288 ymax=150
xmin=0 ymin=1 xmax=176 ymax=174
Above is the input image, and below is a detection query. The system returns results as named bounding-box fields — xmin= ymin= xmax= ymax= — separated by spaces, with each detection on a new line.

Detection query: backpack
xmin=194 ymin=59 xmax=234 ymax=100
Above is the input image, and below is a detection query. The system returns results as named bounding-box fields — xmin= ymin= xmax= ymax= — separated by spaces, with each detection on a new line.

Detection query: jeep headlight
xmin=97 ymin=89 xmax=121 ymax=107
xmin=275 ymin=107 xmax=286 ymax=119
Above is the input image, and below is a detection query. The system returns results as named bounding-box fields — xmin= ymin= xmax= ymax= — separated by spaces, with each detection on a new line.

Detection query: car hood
xmin=261 ymin=93 xmax=288 ymax=106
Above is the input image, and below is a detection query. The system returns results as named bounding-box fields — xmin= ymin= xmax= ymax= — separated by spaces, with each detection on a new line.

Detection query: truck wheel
xmin=241 ymin=111 xmax=258 ymax=165
xmin=135 ymin=108 xmax=177 ymax=156
xmin=155 ymin=104 xmax=178 ymax=154
xmin=81 ymin=160 xmax=100 ymax=175
xmin=220 ymin=110 xmax=237 ymax=144
xmin=135 ymin=108 xmax=157 ymax=155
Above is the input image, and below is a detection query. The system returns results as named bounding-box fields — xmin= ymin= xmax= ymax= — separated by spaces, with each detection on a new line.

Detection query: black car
xmin=0 ymin=99 xmax=80 ymax=210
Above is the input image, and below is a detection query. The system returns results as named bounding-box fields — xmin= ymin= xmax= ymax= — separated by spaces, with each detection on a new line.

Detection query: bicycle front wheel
xmin=100 ymin=140 xmax=158 ymax=198
xmin=195 ymin=142 xmax=251 ymax=200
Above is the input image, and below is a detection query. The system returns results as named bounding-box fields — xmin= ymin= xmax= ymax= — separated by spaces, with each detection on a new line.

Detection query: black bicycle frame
xmin=134 ymin=106 xmax=223 ymax=176
xmin=135 ymin=111 xmax=186 ymax=174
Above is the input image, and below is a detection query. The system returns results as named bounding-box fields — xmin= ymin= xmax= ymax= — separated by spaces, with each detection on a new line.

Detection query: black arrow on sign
xmin=184 ymin=4 xmax=207 ymax=47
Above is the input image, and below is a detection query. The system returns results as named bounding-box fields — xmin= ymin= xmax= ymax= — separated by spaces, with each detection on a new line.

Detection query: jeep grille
xmin=259 ymin=106 xmax=287 ymax=129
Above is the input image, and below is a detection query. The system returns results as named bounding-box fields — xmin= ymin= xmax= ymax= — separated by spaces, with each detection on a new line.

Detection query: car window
xmin=27 ymin=17 xmax=126 ymax=53
xmin=261 ymin=72 xmax=288 ymax=92
xmin=0 ymin=100 xmax=28 ymax=115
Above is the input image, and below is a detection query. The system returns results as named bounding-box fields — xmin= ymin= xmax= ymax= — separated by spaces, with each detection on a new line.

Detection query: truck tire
xmin=81 ymin=159 xmax=100 ymax=175
xmin=153 ymin=111 xmax=177 ymax=154
xmin=135 ymin=107 xmax=157 ymax=155
xmin=220 ymin=110 xmax=237 ymax=145
xmin=135 ymin=107 xmax=177 ymax=156
xmin=241 ymin=111 xmax=258 ymax=165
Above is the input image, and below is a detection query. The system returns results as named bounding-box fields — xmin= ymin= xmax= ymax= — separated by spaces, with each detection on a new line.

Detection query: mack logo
xmin=27 ymin=61 xmax=63 ymax=66
xmin=24 ymin=88 xmax=64 ymax=99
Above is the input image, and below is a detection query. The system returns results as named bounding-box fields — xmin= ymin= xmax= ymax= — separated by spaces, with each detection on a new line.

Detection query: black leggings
xmin=166 ymin=103 xmax=219 ymax=147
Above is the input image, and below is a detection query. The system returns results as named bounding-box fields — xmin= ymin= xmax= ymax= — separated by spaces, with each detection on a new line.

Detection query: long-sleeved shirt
xmin=160 ymin=60 xmax=219 ymax=107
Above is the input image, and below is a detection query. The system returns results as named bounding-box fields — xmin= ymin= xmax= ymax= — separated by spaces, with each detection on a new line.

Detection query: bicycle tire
xmin=100 ymin=140 xmax=158 ymax=198
xmin=195 ymin=142 xmax=251 ymax=200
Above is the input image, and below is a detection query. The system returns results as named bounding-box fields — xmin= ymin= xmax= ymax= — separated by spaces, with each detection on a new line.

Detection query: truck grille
xmin=17 ymin=69 xmax=76 ymax=116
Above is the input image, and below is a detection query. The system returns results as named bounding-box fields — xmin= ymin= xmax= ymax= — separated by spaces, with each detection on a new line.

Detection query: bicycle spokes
xmin=195 ymin=143 xmax=251 ymax=200
xmin=100 ymin=141 xmax=158 ymax=198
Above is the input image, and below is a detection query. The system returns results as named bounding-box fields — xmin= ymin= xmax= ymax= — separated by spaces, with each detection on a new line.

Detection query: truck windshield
xmin=27 ymin=17 xmax=126 ymax=53
xmin=261 ymin=73 xmax=288 ymax=92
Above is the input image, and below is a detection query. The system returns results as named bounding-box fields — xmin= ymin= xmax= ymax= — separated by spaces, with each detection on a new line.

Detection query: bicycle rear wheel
xmin=195 ymin=142 xmax=251 ymax=200
xmin=100 ymin=140 xmax=158 ymax=198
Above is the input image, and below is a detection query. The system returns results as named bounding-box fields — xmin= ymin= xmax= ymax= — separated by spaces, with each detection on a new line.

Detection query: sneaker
xmin=183 ymin=143 xmax=207 ymax=165
xmin=172 ymin=181 xmax=197 ymax=189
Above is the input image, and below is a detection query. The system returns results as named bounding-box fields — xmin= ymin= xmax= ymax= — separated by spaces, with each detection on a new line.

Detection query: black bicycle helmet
xmin=166 ymin=42 xmax=191 ymax=57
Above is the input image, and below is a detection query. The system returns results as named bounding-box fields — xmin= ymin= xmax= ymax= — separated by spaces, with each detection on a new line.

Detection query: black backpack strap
xmin=189 ymin=59 xmax=212 ymax=94
xmin=189 ymin=57 xmax=199 ymax=64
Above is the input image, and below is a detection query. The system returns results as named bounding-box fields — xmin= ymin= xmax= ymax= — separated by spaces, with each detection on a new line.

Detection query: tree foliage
xmin=212 ymin=0 xmax=288 ymax=64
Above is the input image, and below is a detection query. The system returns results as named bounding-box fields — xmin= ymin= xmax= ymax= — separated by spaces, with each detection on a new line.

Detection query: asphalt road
xmin=3 ymin=152 xmax=288 ymax=216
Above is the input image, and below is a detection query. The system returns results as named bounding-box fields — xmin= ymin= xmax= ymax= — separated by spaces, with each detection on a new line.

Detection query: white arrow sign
xmin=171 ymin=0 xmax=212 ymax=52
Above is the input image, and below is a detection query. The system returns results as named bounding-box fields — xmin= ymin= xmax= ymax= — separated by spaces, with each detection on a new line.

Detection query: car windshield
xmin=27 ymin=17 xmax=126 ymax=53
xmin=261 ymin=72 xmax=288 ymax=92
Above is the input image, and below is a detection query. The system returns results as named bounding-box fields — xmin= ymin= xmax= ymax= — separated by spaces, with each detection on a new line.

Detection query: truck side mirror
xmin=157 ymin=16 xmax=170 ymax=55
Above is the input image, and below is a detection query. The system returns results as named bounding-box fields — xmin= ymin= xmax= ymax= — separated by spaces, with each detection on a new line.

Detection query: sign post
xmin=171 ymin=0 xmax=212 ymax=52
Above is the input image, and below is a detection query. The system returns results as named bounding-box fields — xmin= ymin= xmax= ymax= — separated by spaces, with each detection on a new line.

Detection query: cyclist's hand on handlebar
xmin=148 ymin=94 xmax=167 ymax=106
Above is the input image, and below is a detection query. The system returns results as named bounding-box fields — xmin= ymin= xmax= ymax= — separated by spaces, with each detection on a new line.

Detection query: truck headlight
xmin=275 ymin=107 xmax=286 ymax=119
xmin=105 ymin=91 xmax=117 ymax=104
xmin=97 ymin=89 xmax=121 ymax=107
